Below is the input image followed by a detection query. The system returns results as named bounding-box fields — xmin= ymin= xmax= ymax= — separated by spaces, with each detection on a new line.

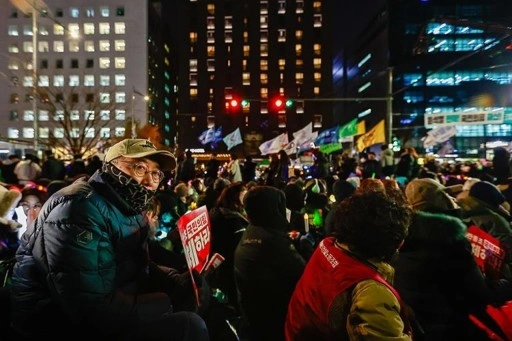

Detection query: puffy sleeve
xmin=347 ymin=279 xmax=412 ymax=341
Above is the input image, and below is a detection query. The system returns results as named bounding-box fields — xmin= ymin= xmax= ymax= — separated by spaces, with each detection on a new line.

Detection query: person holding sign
xmin=10 ymin=139 xmax=209 ymax=340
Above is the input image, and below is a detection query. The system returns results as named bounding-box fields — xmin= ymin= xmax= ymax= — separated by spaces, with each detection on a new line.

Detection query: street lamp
xmin=131 ymin=87 xmax=149 ymax=138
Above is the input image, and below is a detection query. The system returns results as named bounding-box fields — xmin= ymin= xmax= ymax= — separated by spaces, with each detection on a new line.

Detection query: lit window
xmin=114 ymin=57 xmax=125 ymax=69
xmin=242 ymin=73 xmax=251 ymax=85
xmin=225 ymin=31 xmax=232 ymax=43
xmin=7 ymin=128 xmax=19 ymax=138
xmin=23 ymin=25 xmax=32 ymax=36
xmin=53 ymin=41 xmax=64 ymax=52
xmin=296 ymin=0 xmax=304 ymax=13
xmin=69 ymin=41 xmax=79 ymax=52
xmin=38 ymin=75 xmax=49 ymax=87
xmin=39 ymin=25 xmax=49 ymax=36
xmin=261 ymin=30 xmax=268 ymax=42
xmin=23 ymin=128 xmax=34 ymax=139
xmin=260 ymin=1 xmax=268 ymax=14
xmin=53 ymin=75 xmax=64 ymax=87
xmin=70 ymin=128 xmax=79 ymax=138
xmin=313 ymin=1 xmax=322 ymax=12
xmin=207 ymin=59 xmax=215 ymax=72
xmin=207 ymin=31 xmax=215 ymax=43
xmin=54 ymin=24 xmax=64 ymax=35
xmin=278 ymin=59 xmax=285 ymax=70
xmin=39 ymin=110 xmax=49 ymax=121
xmin=113 ymin=93 xmax=126 ymax=105
xmin=100 ymin=110 xmax=110 ymax=120
xmin=23 ymin=76 xmax=33 ymax=87
xmin=85 ymin=128 xmax=95 ymax=138
xmin=39 ymin=127 xmax=49 ymax=138
xmin=296 ymin=30 xmax=303 ymax=40
xmin=243 ymin=31 xmax=249 ymax=43
xmin=278 ymin=0 xmax=286 ymax=13
xmin=84 ymin=23 xmax=95 ymax=35
xmin=190 ymin=59 xmax=198 ymax=72
xmin=313 ymin=44 xmax=321 ymax=55
xmin=261 ymin=44 xmax=268 ymax=57
xmin=100 ymin=7 xmax=109 ymax=17
xmin=207 ymin=4 xmax=215 ymax=14
xmin=23 ymin=42 xmax=33 ymax=53
xmin=70 ymin=7 xmax=79 ymax=18
xmin=314 ymin=72 xmax=321 ymax=82
xmin=243 ymin=45 xmax=250 ymax=57
xmin=314 ymin=87 xmax=320 ymax=95
xmin=115 ymin=74 xmax=125 ymax=86
xmin=100 ymin=127 xmax=110 ymax=138
xmin=114 ymin=22 xmax=125 ymax=34
xmin=99 ymin=57 xmax=110 ymax=69
xmin=314 ymin=58 xmax=321 ymax=69
xmin=295 ymin=44 xmax=302 ymax=56
xmin=278 ymin=115 xmax=286 ymax=128
xmin=115 ymin=127 xmax=125 ymax=137
xmin=314 ymin=14 xmax=322 ymax=28
xmin=207 ymin=17 xmax=215 ymax=30
xmin=100 ymin=93 xmax=110 ymax=103
xmin=260 ymin=15 xmax=268 ymax=28
xmin=207 ymin=46 xmax=215 ymax=57
xmin=69 ymin=75 xmax=79 ymax=86
xmin=190 ymin=32 xmax=198 ymax=43
xmin=114 ymin=40 xmax=125 ymax=51
xmin=190 ymin=88 xmax=198 ymax=98
xmin=8 ymin=60 xmax=19 ymax=70
xmin=38 ymin=41 xmax=49 ymax=52
xmin=55 ymin=111 xmax=64 ymax=121
xmin=260 ymin=73 xmax=267 ymax=85
xmin=261 ymin=88 xmax=268 ymax=99
xmin=68 ymin=23 xmax=80 ymax=37
xmin=99 ymin=75 xmax=110 ymax=86
xmin=296 ymin=73 xmax=304 ymax=84
xmin=296 ymin=59 xmax=303 ymax=67
xmin=84 ymin=41 xmax=95 ymax=52
xmin=8 ymin=44 xmax=19 ymax=53
xmin=8 ymin=25 xmax=18 ymax=36
xmin=189 ymin=74 xmax=198 ymax=86
xmin=85 ymin=8 xmax=94 ymax=17
xmin=54 ymin=128 xmax=64 ymax=138
xmin=84 ymin=75 xmax=94 ymax=86
xmin=99 ymin=40 xmax=110 ymax=51
xmin=99 ymin=23 xmax=110 ymax=34
xmin=225 ymin=16 xmax=232 ymax=30
xmin=278 ymin=29 xmax=286 ymax=42
xmin=115 ymin=110 xmax=125 ymax=120
xmin=23 ymin=110 xmax=34 ymax=121
xmin=313 ymin=114 xmax=322 ymax=128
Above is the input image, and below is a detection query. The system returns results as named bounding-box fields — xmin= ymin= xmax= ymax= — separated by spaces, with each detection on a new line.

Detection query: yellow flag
xmin=356 ymin=121 xmax=366 ymax=135
xmin=356 ymin=120 xmax=386 ymax=152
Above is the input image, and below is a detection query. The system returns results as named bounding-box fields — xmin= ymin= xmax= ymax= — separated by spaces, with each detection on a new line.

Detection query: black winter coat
xmin=391 ymin=211 xmax=500 ymax=341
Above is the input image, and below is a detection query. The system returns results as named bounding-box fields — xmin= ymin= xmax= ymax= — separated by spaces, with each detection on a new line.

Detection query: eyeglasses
xmin=118 ymin=161 xmax=164 ymax=183
xmin=20 ymin=202 xmax=42 ymax=213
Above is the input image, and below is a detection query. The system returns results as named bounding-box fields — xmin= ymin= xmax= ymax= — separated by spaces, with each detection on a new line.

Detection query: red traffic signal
xmin=226 ymin=97 xmax=241 ymax=112
xmin=270 ymin=96 xmax=286 ymax=111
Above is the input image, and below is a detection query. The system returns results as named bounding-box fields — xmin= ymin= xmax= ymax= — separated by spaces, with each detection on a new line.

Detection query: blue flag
xmin=314 ymin=125 xmax=340 ymax=146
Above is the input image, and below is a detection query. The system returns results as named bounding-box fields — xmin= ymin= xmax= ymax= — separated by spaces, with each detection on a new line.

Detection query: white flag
xmin=427 ymin=125 xmax=457 ymax=143
xmin=258 ymin=133 xmax=289 ymax=155
xmin=223 ymin=128 xmax=243 ymax=151
xmin=292 ymin=122 xmax=313 ymax=146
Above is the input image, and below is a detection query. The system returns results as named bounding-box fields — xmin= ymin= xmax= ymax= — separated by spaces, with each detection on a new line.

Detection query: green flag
xmin=338 ymin=118 xmax=358 ymax=138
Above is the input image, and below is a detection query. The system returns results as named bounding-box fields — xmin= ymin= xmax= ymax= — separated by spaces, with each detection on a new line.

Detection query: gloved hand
xmin=167 ymin=269 xmax=205 ymax=312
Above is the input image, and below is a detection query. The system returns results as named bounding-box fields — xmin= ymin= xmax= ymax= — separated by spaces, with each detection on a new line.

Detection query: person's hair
xmin=334 ymin=191 xmax=412 ymax=260
xmin=357 ymin=178 xmax=385 ymax=193
xmin=216 ymin=182 xmax=246 ymax=213
xmin=406 ymin=147 xmax=419 ymax=158
xmin=278 ymin=150 xmax=289 ymax=163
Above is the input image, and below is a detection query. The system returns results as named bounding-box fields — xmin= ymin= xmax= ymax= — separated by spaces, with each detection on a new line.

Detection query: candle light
xmin=304 ymin=213 xmax=309 ymax=233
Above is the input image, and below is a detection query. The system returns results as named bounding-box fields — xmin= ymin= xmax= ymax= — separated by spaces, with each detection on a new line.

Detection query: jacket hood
xmin=243 ymin=185 xmax=289 ymax=230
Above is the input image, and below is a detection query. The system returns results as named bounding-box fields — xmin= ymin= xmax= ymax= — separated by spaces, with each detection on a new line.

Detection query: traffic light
xmin=269 ymin=96 xmax=293 ymax=112
xmin=226 ymin=97 xmax=241 ymax=112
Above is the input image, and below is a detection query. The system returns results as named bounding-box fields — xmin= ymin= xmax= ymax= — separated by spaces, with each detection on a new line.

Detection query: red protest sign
xmin=467 ymin=225 xmax=508 ymax=280
xmin=177 ymin=205 xmax=211 ymax=274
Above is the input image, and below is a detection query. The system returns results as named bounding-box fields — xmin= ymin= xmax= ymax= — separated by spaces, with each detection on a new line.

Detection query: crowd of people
xmin=1 ymin=140 xmax=512 ymax=340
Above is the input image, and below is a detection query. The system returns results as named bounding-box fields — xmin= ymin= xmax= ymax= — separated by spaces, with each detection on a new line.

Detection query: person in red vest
xmin=285 ymin=189 xmax=413 ymax=340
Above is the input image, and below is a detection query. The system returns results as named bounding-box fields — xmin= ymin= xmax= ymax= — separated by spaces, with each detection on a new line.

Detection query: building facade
xmin=163 ymin=0 xmax=334 ymax=155
xmin=0 ymin=0 xmax=154 ymax=157
xmin=341 ymin=0 xmax=512 ymax=158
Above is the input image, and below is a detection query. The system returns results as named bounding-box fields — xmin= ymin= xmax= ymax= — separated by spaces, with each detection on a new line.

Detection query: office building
xmin=341 ymin=0 xmax=512 ymax=158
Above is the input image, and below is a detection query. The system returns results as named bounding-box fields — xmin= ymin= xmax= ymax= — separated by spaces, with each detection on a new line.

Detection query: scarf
xmin=100 ymin=162 xmax=156 ymax=214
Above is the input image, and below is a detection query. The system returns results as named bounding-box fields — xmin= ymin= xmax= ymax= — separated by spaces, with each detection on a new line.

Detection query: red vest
xmin=285 ymin=237 xmax=410 ymax=340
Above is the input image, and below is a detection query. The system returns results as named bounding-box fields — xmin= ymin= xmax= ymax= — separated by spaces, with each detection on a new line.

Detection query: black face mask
xmin=101 ymin=162 xmax=156 ymax=214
